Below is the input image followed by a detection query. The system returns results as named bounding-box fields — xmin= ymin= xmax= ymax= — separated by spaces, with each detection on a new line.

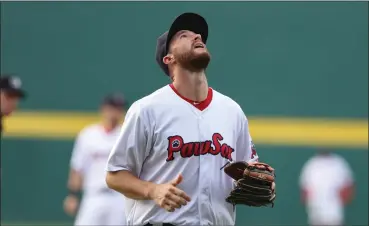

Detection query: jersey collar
xmin=169 ymin=83 xmax=213 ymax=111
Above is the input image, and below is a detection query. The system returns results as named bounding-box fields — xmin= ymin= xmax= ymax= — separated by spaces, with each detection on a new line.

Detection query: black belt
xmin=145 ymin=224 xmax=175 ymax=226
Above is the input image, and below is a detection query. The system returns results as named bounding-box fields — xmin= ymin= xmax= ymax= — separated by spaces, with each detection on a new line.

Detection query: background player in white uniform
xmin=63 ymin=93 xmax=128 ymax=226
xmin=105 ymin=13 xmax=268 ymax=226
xmin=299 ymin=149 xmax=355 ymax=226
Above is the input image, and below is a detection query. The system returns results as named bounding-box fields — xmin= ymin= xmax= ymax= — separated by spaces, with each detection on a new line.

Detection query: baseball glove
xmin=223 ymin=161 xmax=276 ymax=207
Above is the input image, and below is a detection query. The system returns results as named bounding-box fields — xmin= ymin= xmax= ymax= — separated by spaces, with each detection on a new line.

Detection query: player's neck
xmin=101 ymin=121 xmax=119 ymax=133
xmin=171 ymin=69 xmax=209 ymax=102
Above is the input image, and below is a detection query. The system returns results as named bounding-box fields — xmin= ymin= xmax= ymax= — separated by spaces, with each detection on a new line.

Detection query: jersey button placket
xmin=196 ymin=115 xmax=203 ymax=224
xmin=198 ymin=115 xmax=211 ymax=224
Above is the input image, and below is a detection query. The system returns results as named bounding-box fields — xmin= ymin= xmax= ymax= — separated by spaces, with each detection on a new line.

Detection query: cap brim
xmin=166 ymin=13 xmax=208 ymax=54
xmin=3 ymin=88 xmax=26 ymax=98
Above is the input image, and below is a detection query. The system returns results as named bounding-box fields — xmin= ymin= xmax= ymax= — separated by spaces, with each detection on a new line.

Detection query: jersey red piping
xmin=169 ymin=83 xmax=213 ymax=111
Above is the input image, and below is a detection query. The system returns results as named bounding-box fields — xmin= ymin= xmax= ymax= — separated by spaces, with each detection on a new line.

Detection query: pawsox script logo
xmin=166 ymin=133 xmax=234 ymax=162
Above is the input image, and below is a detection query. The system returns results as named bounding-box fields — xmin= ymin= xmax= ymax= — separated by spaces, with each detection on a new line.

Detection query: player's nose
xmin=193 ymin=34 xmax=202 ymax=42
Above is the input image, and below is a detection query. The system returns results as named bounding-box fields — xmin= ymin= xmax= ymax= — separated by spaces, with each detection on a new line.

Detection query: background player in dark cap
xmin=63 ymin=93 xmax=128 ymax=225
xmin=0 ymin=75 xmax=27 ymax=137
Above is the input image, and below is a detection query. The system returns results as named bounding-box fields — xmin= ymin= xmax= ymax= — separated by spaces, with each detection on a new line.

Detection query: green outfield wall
xmin=1 ymin=2 xmax=368 ymax=225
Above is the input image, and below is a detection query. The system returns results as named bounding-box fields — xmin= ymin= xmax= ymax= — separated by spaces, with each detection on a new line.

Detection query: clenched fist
xmin=148 ymin=174 xmax=191 ymax=212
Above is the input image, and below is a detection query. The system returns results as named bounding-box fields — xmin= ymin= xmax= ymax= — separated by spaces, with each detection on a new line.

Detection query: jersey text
xmin=166 ymin=133 xmax=234 ymax=162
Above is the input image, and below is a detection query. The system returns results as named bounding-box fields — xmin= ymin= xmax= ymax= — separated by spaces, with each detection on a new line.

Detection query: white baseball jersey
xmin=107 ymin=84 xmax=258 ymax=225
xmin=299 ymin=153 xmax=354 ymax=226
xmin=71 ymin=124 xmax=122 ymax=195
xmin=71 ymin=124 xmax=126 ymax=225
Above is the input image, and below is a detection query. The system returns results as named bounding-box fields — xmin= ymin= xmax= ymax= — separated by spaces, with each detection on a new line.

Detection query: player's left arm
xmin=63 ymin=131 xmax=90 ymax=216
xmin=235 ymin=113 xmax=259 ymax=163
xmin=68 ymin=132 xmax=89 ymax=193
xmin=224 ymin=109 xmax=276 ymax=207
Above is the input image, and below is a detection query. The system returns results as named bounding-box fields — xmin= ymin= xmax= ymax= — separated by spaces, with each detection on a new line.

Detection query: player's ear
xmin=163 ymin=54 xmax=174 ymax=65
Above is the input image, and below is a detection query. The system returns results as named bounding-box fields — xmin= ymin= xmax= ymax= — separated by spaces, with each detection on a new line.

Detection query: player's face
xmin=101 ymin=105 xmax=124 ymax=125
xmin=0 ymin=91 xmax=20 ymax=115
xmin=169 ymin=30 xmax=211 ymax=71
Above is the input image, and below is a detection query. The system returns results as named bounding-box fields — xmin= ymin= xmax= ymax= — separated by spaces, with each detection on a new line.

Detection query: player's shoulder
xmin=301 ymin=156 xmax=317 ymax=169
xmin=127 ymin=85 xmax=173 ymax=113
xmin=304 ymin=153 xmax=348 ymax=169
xmin=77 ymin=123 xmax=101 ymax=138
xmin=212 ymin=89 xmax=246 ymax=116
xmin=330 ymin=153 xmax=350 ymax=168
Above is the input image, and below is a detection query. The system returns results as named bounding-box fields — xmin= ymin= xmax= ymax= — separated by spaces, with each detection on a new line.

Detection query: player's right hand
xmin=149 ymin=174 xmax=191 ymax=212
xmin=63 ymin=195 xmax=79 ymax=216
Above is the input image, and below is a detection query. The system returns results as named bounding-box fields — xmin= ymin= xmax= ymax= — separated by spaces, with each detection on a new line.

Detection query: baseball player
xmin=63 ymin=93 xmax=128 ymax=226
xmin=0 ymin=75 xmax=26 ymax=137
xmin=299 ymin=149 xmax=355 ymax=226
xmin=106 ymin=13 xmax=273 ymax=226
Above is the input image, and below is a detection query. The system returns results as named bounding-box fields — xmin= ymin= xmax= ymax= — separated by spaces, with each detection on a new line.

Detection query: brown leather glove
xmin=224 ymin=162 xmax=276 ymax=207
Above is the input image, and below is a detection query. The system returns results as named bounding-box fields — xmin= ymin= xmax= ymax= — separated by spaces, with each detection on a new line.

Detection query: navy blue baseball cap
xmin=102 ymin=93 xmax=127 ymax=108
xmin=156 ymin=13 xmax=209 ymax=76
xmin=0 ymin=75 xmax=26 ymax=98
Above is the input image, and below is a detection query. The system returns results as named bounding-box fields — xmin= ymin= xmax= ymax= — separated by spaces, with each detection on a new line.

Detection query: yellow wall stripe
xmin=2 ymin=111 xmax=368 ymax=148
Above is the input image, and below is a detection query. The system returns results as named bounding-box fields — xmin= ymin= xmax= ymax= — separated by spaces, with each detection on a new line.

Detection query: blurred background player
xmin=63 ymin=93 xmax=128 ymax=226
xmin=0 ymin=75 xmax=26 ymax=137
xmin=299 ymin=149 xmax=355 ymax=226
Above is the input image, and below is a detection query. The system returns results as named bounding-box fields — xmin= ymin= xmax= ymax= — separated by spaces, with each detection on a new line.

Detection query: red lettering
xmin=193 ymin=142 xmax=200 ymax=156
xmin=181 ymin=143 xmax=194 ymax=158
xmin=220 ymin=144 xmax=229 ymax=158
xmin=200 ymin=141 xmax=212 ymax=155
xmin=226 ymin=146 xmax=234 ymax=161
xmin=166 ymin=136 xmax=183 ymax=162
xmin=210 ymin=133 xmax=223 ymax=155
xmin=166 ymin=133 xmax=235 ymax=162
